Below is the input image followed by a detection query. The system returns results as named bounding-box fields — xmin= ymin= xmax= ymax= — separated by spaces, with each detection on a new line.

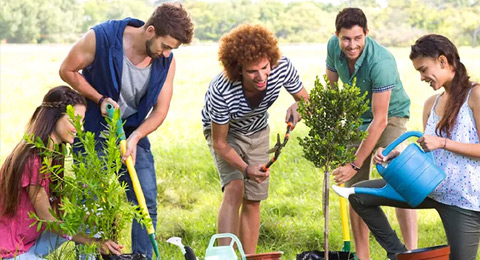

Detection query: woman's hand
xmin=417 ymin=134 xmax=445 ymax=151
xmin=98 ymin=240 xmax=124 ymax=256
xmin=373 ymin=147 xmax=400 ymax=164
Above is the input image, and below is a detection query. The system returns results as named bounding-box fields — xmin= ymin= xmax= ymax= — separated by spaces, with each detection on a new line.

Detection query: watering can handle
xmin=207 ymin=233 xmax=247 ymax=260
xmin=376 ymin=131 xmax=424 ymax=173
xmin=106 ymin=103 xmax=126 ymax=141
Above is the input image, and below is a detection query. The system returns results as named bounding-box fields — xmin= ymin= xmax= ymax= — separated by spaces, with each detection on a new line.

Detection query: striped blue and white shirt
xmin=201 ymin=56 xmax=303 ymax=135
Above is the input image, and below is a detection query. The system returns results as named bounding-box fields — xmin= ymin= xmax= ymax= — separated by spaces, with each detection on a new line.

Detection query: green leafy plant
xmin=297 ymin=75 xmax=369 ymax=258
xmin=26 ymin=105 xmax=144 ymax=258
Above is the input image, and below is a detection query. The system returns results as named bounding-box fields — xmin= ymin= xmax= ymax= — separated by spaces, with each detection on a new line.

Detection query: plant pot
xmin=396 ymin=245 xmax=450 ymax=260
xmin=246 ymin=251 xmax=283 ymax=260
xmin=296 ymin=250 xmax=355 ymax=260
xmin=97 ymin=253 xmax=147 ymax=260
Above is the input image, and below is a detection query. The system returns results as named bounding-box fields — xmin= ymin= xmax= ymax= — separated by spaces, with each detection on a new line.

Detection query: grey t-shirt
xmin=118 ymin=54 xmax=152 ymax=119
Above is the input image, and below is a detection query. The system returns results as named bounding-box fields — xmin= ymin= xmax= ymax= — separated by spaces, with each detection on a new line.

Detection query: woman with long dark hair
xmin=0 ymin=86 xmax=123 ymax=259
xmin=346 ymin=34 xmax=480 ymax=260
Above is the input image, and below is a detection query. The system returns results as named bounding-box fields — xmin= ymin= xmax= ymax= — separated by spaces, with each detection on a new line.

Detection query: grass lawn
xmin=1 ymin=43 xmax=479 ymax=259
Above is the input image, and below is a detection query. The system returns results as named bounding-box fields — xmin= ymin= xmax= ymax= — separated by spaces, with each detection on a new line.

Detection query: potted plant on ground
xmin=297 ymin=76 xmax=368 ymax=260
xmin=27 ymin=106 xmax=145 ymax=259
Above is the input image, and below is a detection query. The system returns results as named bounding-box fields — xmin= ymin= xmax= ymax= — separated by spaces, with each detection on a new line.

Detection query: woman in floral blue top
xmin=348 ymin=34 xmax=480 ymax=260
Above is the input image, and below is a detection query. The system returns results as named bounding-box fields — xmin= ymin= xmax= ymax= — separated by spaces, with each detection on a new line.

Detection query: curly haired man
xmin=201 ymin=24 xmax=309 ymax=253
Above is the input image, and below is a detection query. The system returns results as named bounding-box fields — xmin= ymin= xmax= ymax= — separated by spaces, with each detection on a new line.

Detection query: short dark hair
xmin=145 ymin=3 xmax=194 ymax=44
xmin=335 ymin=8 xmax=368 ymax=34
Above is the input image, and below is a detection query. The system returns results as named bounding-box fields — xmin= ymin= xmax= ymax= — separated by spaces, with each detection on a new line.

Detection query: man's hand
xmin=332 ymin=164 xmax=357 ymax=185
xmin=245 ymin=164 xmax=270 ymax=183
xmin=286 ymin=102 xmax=302 ymax=130
xmin=122 ymin=132 xmax=141 ymax=165
xmin=100 ymin=98 xmax=119 ymax=117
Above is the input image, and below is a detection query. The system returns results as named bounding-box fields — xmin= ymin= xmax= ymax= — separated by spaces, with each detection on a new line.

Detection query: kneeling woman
xmin=349 ymin=34 xmax=480 ymax=260
xmin=0 ymin=86 xmax=123 ymax=259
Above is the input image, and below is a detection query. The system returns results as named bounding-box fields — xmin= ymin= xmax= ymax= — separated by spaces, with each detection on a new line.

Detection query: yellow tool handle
xmin=339 ymin=183 xmax=350 ymax=241
xmin=120 ymin=140 xmax=155 ymax=235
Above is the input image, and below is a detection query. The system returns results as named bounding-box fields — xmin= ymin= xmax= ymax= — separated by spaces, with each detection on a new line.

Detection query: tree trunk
xmin=323 ymin=167 xmax=330 ymax=260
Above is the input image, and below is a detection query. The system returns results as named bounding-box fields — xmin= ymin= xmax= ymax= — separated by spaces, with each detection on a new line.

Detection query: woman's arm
xmin=27 ymin=185 xmax=123 ymax=255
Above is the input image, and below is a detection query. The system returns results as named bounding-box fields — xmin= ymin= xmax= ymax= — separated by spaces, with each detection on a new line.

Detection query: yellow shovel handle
xmin=339 ymin=183 xmax=350 ymax=241
xmin=120 ymin=140 xmax=155 ymax=235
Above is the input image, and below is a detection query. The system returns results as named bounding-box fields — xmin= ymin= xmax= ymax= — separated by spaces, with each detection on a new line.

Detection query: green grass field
xmin=1 ymin=43 xmax=480 ymax=259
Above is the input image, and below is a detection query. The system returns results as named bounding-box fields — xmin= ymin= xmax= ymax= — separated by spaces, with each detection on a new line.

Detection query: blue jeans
xmin=119 ymin=145 xmax=157 ymax=260
xmin=5 ymin=230 xmax=67 ymax=260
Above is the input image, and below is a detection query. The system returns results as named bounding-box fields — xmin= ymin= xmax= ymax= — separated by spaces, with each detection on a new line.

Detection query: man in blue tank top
xmin=326 ymin=8 xmax=416 ymax=260
xmin=59 ymin=3 xmax=194 ymax=258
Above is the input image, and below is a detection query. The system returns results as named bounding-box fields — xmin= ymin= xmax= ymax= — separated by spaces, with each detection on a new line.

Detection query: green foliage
xmin=26 ymin=105 xmax=142 ymax=256
xmin=298 ymin=75 xmax=368 ymax=172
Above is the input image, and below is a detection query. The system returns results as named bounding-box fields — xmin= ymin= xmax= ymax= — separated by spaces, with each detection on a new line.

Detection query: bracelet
xmin=62 ymin=234 xmax=73 ymax=241
xmin=350 ymin=162 xmax=361 ymax=171
xmin=443 ymin=137 xmax=447 ymax=149
xmin=244 ymin=165 xmax=249 ymax=179
xmin=98 ymin=95 xmax=107 ymax=106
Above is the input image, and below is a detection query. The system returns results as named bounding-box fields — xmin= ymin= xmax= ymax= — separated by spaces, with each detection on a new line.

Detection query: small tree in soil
xmin=27 ymin=106 xmax=144 ymax=259
xmin=297 ymin=75 xmax=368 ymax=260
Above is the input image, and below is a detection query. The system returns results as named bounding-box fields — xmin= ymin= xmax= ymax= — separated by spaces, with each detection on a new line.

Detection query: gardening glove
xmin=285 ymin=102 xmax=301 ymax=129
xmin=417 ymin=134 xmax=446 ymax=151
xmin=246 ymin=164 xmax=269 ymax=183
xmin=332 ymin=164 xmax=357 ymax=184
xmin=100 ymin=98 xmax=119 ymax=117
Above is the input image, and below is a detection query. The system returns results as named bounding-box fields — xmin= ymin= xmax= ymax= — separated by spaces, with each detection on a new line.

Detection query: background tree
xmin=297 ymin=76 xmax=368 ymax=259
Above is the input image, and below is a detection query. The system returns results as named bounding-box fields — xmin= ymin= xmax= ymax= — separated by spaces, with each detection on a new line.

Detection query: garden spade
xmin=106 ymin=104 xmax=161 ymax=260
xmin=261 ymin=115 xmax=294 ymax=172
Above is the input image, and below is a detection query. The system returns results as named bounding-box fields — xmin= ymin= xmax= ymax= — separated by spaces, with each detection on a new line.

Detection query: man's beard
xmin=145 ymin=38 xmax=160 ymax=60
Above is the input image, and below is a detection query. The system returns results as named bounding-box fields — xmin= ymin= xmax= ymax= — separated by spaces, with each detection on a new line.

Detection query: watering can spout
xmin=332 ymin=184 xmax=407 ymax=203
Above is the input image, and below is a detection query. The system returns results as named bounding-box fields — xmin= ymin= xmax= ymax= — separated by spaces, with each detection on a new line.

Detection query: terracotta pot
xmin=396 ymin=245 xmax=450 ymax=260
xmin=246 ymin=251 xmax=283 ymax=260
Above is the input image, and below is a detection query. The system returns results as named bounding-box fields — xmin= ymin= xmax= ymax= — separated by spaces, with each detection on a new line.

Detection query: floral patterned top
xmin=425 ymin=88 xmax=480 ymax=211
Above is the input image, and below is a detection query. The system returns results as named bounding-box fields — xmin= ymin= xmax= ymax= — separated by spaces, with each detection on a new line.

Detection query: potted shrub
xmin=297 ymin=76 xmax=368 ymax=260
xmin=27 ymin=106 xmax=144 ymax=259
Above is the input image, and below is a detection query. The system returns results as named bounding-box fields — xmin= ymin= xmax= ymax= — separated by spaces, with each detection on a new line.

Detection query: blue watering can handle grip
xmin=376 ymin=131 xmax=424 ymax=172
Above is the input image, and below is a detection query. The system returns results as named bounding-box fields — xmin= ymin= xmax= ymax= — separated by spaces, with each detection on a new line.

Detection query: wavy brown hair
xmin=218 ymin=24 xmax=280 ymax=82
xmin=0 ymin=86 xmax=86 ymax=217
xmin=145 ymin=2 xmax=194 ymax=44
xmin=410 ymin=34 xmax=471 ymax=138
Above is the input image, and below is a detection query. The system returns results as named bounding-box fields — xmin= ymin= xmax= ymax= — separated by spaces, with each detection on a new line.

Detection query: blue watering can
xmin=204 ymin=233 xmax=247 ymax=260
xmin=333 ymin=131 xmax=446 ymax=207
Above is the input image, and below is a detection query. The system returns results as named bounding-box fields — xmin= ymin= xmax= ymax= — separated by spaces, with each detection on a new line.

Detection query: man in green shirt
xmin=327 ymin=8 xmax=417 ymax=260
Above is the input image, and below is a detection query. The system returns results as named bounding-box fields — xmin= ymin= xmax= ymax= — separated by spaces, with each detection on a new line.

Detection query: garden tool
xmin=338 ymin=184 xmax=353 ymax=256
xmin=332 ymin=131 xmax=446 ymax=207
xmin=166 ymin=237 xmax=197 ymax=260
xmin=106 ymin=104 xmax=161 ymax=260
xmin=261 ymin=115 xmax=294 ymax=172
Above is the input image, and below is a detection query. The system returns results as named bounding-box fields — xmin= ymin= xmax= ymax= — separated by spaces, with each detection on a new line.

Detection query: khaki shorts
xmin=204 ymin=127 xmax=270 ymax=201
xmin=345 ymin=117 xmax=408 ymax=187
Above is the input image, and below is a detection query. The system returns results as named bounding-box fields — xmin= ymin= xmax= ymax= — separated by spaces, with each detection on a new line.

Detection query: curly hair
xmin=218 ymin=24 xmax=280 ymax=82
xmin=145 ymin=3 xmax=194 ymax=44
xmin=335 ymin=8 xmax=368 ymax=34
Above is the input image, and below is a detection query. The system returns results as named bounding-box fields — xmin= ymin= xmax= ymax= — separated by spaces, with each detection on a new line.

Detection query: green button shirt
xmin=326 ymin=35 xmax=410 ymax=130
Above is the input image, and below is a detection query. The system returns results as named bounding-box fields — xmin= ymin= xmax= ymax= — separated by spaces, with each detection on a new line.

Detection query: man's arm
xmin=326 ymin=69 xmax=339 ymax=87
xmin=354 ymin=90 xmax=390 ymax=166
xmin=286 ymin=87 xmax=309 ymax=128
xmin=333 ymin=90 xmax=390 ymax=184
xmin=59 ymin=30 xmax=117 ymax=113
xmin=211 ymin=122 xmax=268 ymax=183
xmin=122 ymin=57 xmax=176 ymax=163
